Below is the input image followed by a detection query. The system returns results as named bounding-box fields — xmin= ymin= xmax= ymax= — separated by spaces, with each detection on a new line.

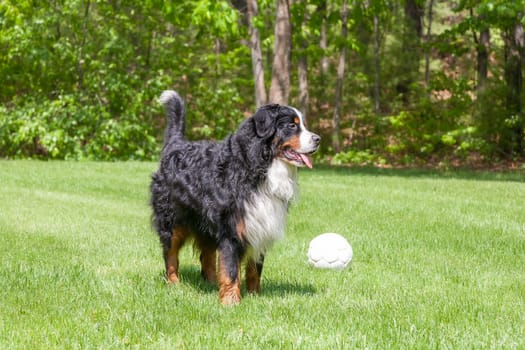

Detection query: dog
xmin=150 ymin=90 xmax=320 ymax=305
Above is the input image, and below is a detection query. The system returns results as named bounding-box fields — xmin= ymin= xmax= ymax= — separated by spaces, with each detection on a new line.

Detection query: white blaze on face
xmin=291 ymin=107 xmax=317 ymax=153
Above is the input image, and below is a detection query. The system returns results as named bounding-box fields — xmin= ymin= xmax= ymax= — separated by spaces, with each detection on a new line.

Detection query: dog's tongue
xmin=299 ymin=153 xmax=313 ymax=169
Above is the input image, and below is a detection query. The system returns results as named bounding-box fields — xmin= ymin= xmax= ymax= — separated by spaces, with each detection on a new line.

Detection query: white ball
xmin=307 ymin=233 xmax=353 ymax=270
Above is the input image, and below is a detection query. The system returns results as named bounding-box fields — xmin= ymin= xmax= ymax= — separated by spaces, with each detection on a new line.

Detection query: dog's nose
xmin=312 ymin=134 xmax=321 ymax=145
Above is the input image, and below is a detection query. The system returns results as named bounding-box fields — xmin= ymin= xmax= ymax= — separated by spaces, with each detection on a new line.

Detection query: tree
xmin=473 ymin=19 xmax=490 ymax=93
xmin=247 ymin=0 xmax=268 ymax=106
xmin=424 ymin=0 xmax=435 ymax=87
xmin=464 ymin=0 xmax=525 ymax=156
xmin=332 ymin=0 xmax=348 ymax=152
xmin=396 ymin=0 xmax=424 ymax=98
xmin=502 ymin=23 xmax=524 ymax=155
xmin=296 ymin=0 xmax=310 ymax=119
xmin=319 ymin=0 xmax=329 ymax=76
xmin=318 ymin=0 xmax=329 ymax=110
xmin=372 ymin=3 xmax=381 ymax=113
xmin=269 ymin=0 xmax=292 ymax=104
xmin=1 ymin=0 xmax=524 ymax=164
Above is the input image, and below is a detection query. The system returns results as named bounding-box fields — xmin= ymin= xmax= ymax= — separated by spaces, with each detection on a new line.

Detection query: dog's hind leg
xmin=246 ymin=255 xmax=264 ymax=294
xmin=164 ymin=226 xmax=190 ymax=283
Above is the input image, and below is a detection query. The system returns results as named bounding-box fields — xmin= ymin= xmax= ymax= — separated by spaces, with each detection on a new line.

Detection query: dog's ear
xmin=253 ymin=104 xmax=278 ymax=138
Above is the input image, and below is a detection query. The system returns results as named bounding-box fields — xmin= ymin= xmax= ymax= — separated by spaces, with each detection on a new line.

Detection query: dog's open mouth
xmin=283 ymin=149 xmax=314 ymax=169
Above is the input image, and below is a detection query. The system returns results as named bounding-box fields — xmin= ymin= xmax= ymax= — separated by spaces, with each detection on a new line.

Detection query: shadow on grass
xmin=163 ymin=265 xmax=317 ymax=297
xmin=258 ymin=280 xmax=316 ymax=297
xmin=310 ymin=164 xmax=525 ymax=183
xmin=158 ymin=265 xmax=216 ymax=294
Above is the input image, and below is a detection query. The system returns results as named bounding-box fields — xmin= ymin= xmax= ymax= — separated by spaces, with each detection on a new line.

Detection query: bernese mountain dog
xmin=150 ymin=90 xmax=320 ymax=305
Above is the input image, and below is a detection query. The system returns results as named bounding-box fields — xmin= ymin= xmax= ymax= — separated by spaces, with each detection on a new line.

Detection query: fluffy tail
xmin=159 ymin=90 xmax=185 ymax=139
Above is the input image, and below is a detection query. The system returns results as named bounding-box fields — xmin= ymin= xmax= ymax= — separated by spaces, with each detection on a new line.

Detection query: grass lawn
xmin=0 ymin=161 xmax=524 ymax=349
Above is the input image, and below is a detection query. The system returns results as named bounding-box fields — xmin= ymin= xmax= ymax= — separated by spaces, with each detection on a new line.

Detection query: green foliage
xmin=384 ymin=73 xmax=484 ymax=162
xmin=191 ymin=0 xmax=240 ymax=36
xmin=332 ymin=149 xmax=385 ymax=166
xmin=0 ymin=94 xmax=160 ymax=160
xmin=0 ymin=0 xmax=524 ymax=164
xmin=0 ymin=0 xmax=255 ymax=160
xmin=473 ymin=80 xmax=525 ymax=157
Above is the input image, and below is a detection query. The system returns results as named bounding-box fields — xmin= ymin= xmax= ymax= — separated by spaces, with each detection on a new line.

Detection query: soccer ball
xmin=307 ymin=233 xmax=353 ymax=269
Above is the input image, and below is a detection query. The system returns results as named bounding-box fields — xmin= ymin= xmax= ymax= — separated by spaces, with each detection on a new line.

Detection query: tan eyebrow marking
xmin=294 ymin=116 xmax=299 ymax=124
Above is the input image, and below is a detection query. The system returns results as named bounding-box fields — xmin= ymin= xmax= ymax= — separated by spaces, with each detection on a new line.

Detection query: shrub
xmin=0 ymin=94 xmax=160 ymax=160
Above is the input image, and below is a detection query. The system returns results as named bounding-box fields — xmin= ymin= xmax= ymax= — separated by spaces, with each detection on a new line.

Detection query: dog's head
xmin=252 ymin=104 xmax=321 ymax=168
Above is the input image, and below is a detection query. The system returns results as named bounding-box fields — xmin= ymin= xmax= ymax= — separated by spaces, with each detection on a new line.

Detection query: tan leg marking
xmin=218 ymin=252 xmax=241 ymax=305
xmin=166 ymin=227 xmax=190 ymax=283
xmin=245 ymin=258 xmax=261 ymax=294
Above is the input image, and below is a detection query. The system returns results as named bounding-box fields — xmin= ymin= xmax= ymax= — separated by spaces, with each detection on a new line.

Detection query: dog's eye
xmin=288 ymin=123 xmax=298 ymax=129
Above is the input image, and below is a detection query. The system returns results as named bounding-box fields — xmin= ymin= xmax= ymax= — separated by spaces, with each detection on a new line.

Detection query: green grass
xmin=1 ymin=161 xmax=524 ymax=349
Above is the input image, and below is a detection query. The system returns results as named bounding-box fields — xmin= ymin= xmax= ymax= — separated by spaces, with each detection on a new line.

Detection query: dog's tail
xmin=159 ymin=90 xmax=185 ymax=139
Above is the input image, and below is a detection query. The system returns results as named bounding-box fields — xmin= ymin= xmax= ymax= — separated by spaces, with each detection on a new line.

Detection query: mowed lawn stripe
xmin=0 ymin=161 xmax=523 ymax=349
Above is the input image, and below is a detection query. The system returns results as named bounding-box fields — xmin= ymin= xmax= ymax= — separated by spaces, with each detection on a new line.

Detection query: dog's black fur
xmin=150 ymin=90 xmax=320 ymax=304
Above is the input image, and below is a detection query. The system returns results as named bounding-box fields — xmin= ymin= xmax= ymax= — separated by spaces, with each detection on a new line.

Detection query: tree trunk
xmin=319 ymin=0 xmax=329 ymax=75
xmin=372 ymin=13 xmax=380 ymax=113
xmin=77 ymin=0 xmax=91 ymax=91
xmin=476 ymin=27 xmax=490 ymax=93
xmin=298 ymin=54 xmax=309 ymax=119
xmin=405 ymin=0 xmax=423 ymax=37
xmin=356 ymin=2 xmax=373 ymax=108
xmin=397 ymin=0 xmax=423 ymax=97
xmin=297 ymin=3 xmax=309 ymax=120
xmin=247 ymin=0 xmax=267 ymax=107
xmin=503 ymin=24 xmax=524 ymax=155
xmin=317 ymin=0 xmax=329 ymax=113
xmin=269 ymin=0 xmax=292 ymax=105
xmin=332 ymin=0 xmax=348 ymax=153
xmin=424 ymin=0 xmax=434 ymax=87
xmin=471 ymin=9 xmax=490 ymax=94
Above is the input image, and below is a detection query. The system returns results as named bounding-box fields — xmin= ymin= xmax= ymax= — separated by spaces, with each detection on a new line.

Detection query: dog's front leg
xmin=217 ymin=240 xmax=242 ymax=305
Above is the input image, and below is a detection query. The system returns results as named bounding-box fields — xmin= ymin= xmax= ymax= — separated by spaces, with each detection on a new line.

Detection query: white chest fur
xmin=243 ymin=159 xmax=298 ymax=258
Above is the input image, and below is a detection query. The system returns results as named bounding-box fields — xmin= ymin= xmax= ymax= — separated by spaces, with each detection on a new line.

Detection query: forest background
xmin=1 ymin=0 xmax=524 ymax=168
